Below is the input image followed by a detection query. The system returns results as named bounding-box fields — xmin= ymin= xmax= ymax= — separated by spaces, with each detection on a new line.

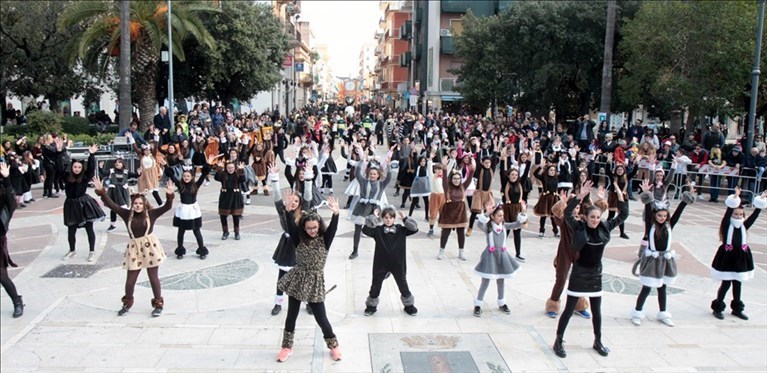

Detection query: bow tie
xmin=384 ymin=226 xmax=396 ymax=234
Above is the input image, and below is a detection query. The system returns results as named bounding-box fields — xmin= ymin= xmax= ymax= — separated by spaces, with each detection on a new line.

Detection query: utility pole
xmin=167 ymin=0 xmax=175 ymax=129
xmin=746 ymin=0 xmax=765 ymax=151
xmin=118 ymin=0 xmax=132 ymax=131
xmin=599 ymin=0 xmax=617 ymax=116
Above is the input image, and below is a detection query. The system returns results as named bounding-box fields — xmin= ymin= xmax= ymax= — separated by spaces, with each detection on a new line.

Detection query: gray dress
xmin=473 ymin=214 xmax=526 ymax=279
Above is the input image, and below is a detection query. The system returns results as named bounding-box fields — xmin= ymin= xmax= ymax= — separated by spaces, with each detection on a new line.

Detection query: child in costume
xmin=361 ymin=207 xmax=419 ymax=316
xmin=93 ymin=176 xmax=174 ymax=317
xmin=710 ymin=188 xmax=766 ymax=320
xmin=1 ymin=163 xmax=24 ymax=317
xmin=631 ymin=180 xmax=695 ymax=327
xmin=437 ymin=157 xmax=473 ymax=260
xmin=101 ymin=157 xmax=138 ymax=233
xmin=269 ymin=165 xmax=316 ymax=316
xmin=215 ymin=161 xmax=246 ymax=241
xmin=169 ymin=164 xmax=211 ymax=259
xmin=533 ymin=164 xmax=561 ymax=238
xmin=472 ymin=200 xmax=527 ymax=317
xmin=61 ymin=145 xmax=105 ymax=262
xmin=276 ymin=196 xmax=342 ymax=362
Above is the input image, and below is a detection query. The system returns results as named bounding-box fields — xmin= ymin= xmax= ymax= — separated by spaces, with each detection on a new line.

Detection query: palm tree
xmin=58 ymin=0 xmax=218 ymax=127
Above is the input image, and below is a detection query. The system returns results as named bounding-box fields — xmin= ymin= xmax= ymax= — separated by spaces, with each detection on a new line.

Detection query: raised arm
xmin=381 ymin=162 xmax=393 ymax=188
xmin=149 ymin=182 xmax=175 ymax=220
xmin=323 ymin=196 xmax=341 ymax=248
xmin=745 ymin=191 xmax=766 ymax=229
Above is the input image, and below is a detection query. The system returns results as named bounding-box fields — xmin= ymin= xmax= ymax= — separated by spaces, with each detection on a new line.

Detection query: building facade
xmin=411 ymin=0 xmax=513 ymax=113
xmin=374 ymin=0 xmax=412 ymax=110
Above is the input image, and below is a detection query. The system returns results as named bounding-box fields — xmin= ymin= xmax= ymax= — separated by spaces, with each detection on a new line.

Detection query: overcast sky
xmin=300 ymin=1 xmax=381 ymax=78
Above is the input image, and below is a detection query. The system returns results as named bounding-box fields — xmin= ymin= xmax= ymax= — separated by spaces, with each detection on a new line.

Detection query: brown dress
xmin=97 ymin=190 xmax=174 ymax=270
xmin=439 ymin=169 xmax=473 ymax=229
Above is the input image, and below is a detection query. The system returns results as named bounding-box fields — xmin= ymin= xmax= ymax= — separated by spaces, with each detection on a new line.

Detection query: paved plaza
xmin=1 ymin=159 xmax=766 ymax=372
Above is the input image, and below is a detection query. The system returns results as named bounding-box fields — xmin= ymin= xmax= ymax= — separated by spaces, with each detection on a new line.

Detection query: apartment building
xmin=411 ymin=0 xmax=513 ymax=113
xmin=373 ymin=0 xmax=413 ymax=109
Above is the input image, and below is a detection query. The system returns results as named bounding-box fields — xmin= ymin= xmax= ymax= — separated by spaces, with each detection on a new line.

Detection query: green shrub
xmin=27 ymin=111 xmax=62 ymax=135
xmin=61 ymin=116 xmax=95 ymax=135
xmin=68 ymin=133 xmax=117 ymax=146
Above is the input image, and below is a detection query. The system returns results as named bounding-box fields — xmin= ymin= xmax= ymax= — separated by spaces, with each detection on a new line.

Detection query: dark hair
xmin=380 ymin=207 xmax=397 ymax=218
xmin=299 ymin=212 xmax=327 ymax=241
xmin=67 ymin=160 xmax=87 ymax=184
xmin=179 ymin=170 xmax=198 ymax=195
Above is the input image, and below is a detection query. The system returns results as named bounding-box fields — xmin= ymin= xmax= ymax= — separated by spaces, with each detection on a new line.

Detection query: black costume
xmin=169 ymin=165 xmax=210 ymax=258
xmin=1 ymin=175 xmax=24 ymax=317
xmin=62 ymin=154 xmax=105 ymax=255
xmin=553 ymin=195 xmax=627 ymax=358
xmin=361 ymin=214 xmax=419 ymax=316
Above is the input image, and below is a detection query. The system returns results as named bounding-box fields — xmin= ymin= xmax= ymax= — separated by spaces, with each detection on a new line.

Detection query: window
xmin=450 ymin=19 xmax=463 ymax=36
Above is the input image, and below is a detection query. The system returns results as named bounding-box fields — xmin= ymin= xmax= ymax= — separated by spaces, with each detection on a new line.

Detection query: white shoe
xmin=631 ymin=309 xmax=644 ymax=326
xmin=458 ymin=249 xmax=467 ymax=261
xmin=87 ymin=252 xmax=95 ymax=262
xmin=697 ymin=195 xmax=705 ymax=201
xmin=657 ymin=311 xmax=674 ymax=327
xmin=62 ymin=251 xmax=76 ymax=260
xmin=437 ymin=249 xmax=445 ymax=260
xmin=246 ymin=198 xmax=251 ymax=205
xmin=204 ymin=181 xmax=211 ymax=186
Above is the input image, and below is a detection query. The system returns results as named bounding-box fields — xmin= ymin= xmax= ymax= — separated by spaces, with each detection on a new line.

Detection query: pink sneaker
xmin=276 ymin=348 xmax=293 ymax=362
xmin=330 ymin=347 xmax=342 ymax=361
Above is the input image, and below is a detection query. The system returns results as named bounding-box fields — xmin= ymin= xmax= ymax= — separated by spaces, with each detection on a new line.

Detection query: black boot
xmin=175 ymin=246 xmax=186 ymax=259
xmin=711 ymin=299 xmax=726 ymax=320
xmin=593 ymin=337 xmax=610 ymax=356
xmin=553 ymin=335 xmax=566 ymax=358
xmin=731 ymin=300 xmax=748 ymax=320
xmin=349 ymin=248 xmax=358 ymax=260
xmin=12 ymin=296 xmax=24 ymax=318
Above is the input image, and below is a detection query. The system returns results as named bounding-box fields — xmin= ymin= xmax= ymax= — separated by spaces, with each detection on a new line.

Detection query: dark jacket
xmin=565 ymin=196 xmax=628 ymax=253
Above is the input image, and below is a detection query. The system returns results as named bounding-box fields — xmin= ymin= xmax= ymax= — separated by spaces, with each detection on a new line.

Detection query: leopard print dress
xmin=277 ymin=236 xmax=328 ymax=303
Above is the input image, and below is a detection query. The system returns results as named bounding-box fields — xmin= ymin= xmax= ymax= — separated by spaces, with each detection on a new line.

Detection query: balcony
xmin=440 ymin=36 xmax=455 ymax=55
xmin=441 ymin=0 xmax=495 ymax=17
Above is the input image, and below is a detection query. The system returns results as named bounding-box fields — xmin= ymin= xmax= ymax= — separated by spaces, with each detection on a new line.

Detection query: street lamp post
xmin=167 ymin=0 xmax=174 ymax=128
xmin=746 ymin=0 xmax=765 ymax=151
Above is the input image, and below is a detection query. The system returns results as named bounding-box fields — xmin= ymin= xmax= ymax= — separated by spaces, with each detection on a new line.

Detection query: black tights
xmin=220 ymin=215 xmax=241 ymax=232
xmin=635 ymin=285 xmax=667 ymax=312
xmin=401 ymin=189 xmax=411 ymax=207
xmin=353 ymin=224 xmax=362 ymax=250
xmin=0 ymin=266 xmax=19 ymax=300
xmin=276 ymin=269 xmax=287 ymax=296
xmin=469 ymin=212 xmax=478 ymax=230
xmin=125 ymin=267 xmax=161 ymax=299
xmin=440 ymin=227 xmax=466 ymax=249
xmin=67 ymin=222 xmax=96 ymax=252
xmin=717 ymin=280 xmax=742 ymax=302
xmin=557 ymin=295 xmax=602 ymax=338
xmin=607 ymin=211 xmax=626 ymax=234
xmin=284 ymin=296 xmax=335 ymax=339
xmin=409 ymin=196 xmax=429 ymax=219
xmin=505 ymin=229 xmax=523 ymax=256
xmin=177 ymin=228 xmax=204 ymax=249
xmin=539 ymin=217 xmax=559 ymax=234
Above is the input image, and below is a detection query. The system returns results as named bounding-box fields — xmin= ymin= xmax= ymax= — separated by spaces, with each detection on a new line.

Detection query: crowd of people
xmin=1 ymin=101 xmax=766 ymax=362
